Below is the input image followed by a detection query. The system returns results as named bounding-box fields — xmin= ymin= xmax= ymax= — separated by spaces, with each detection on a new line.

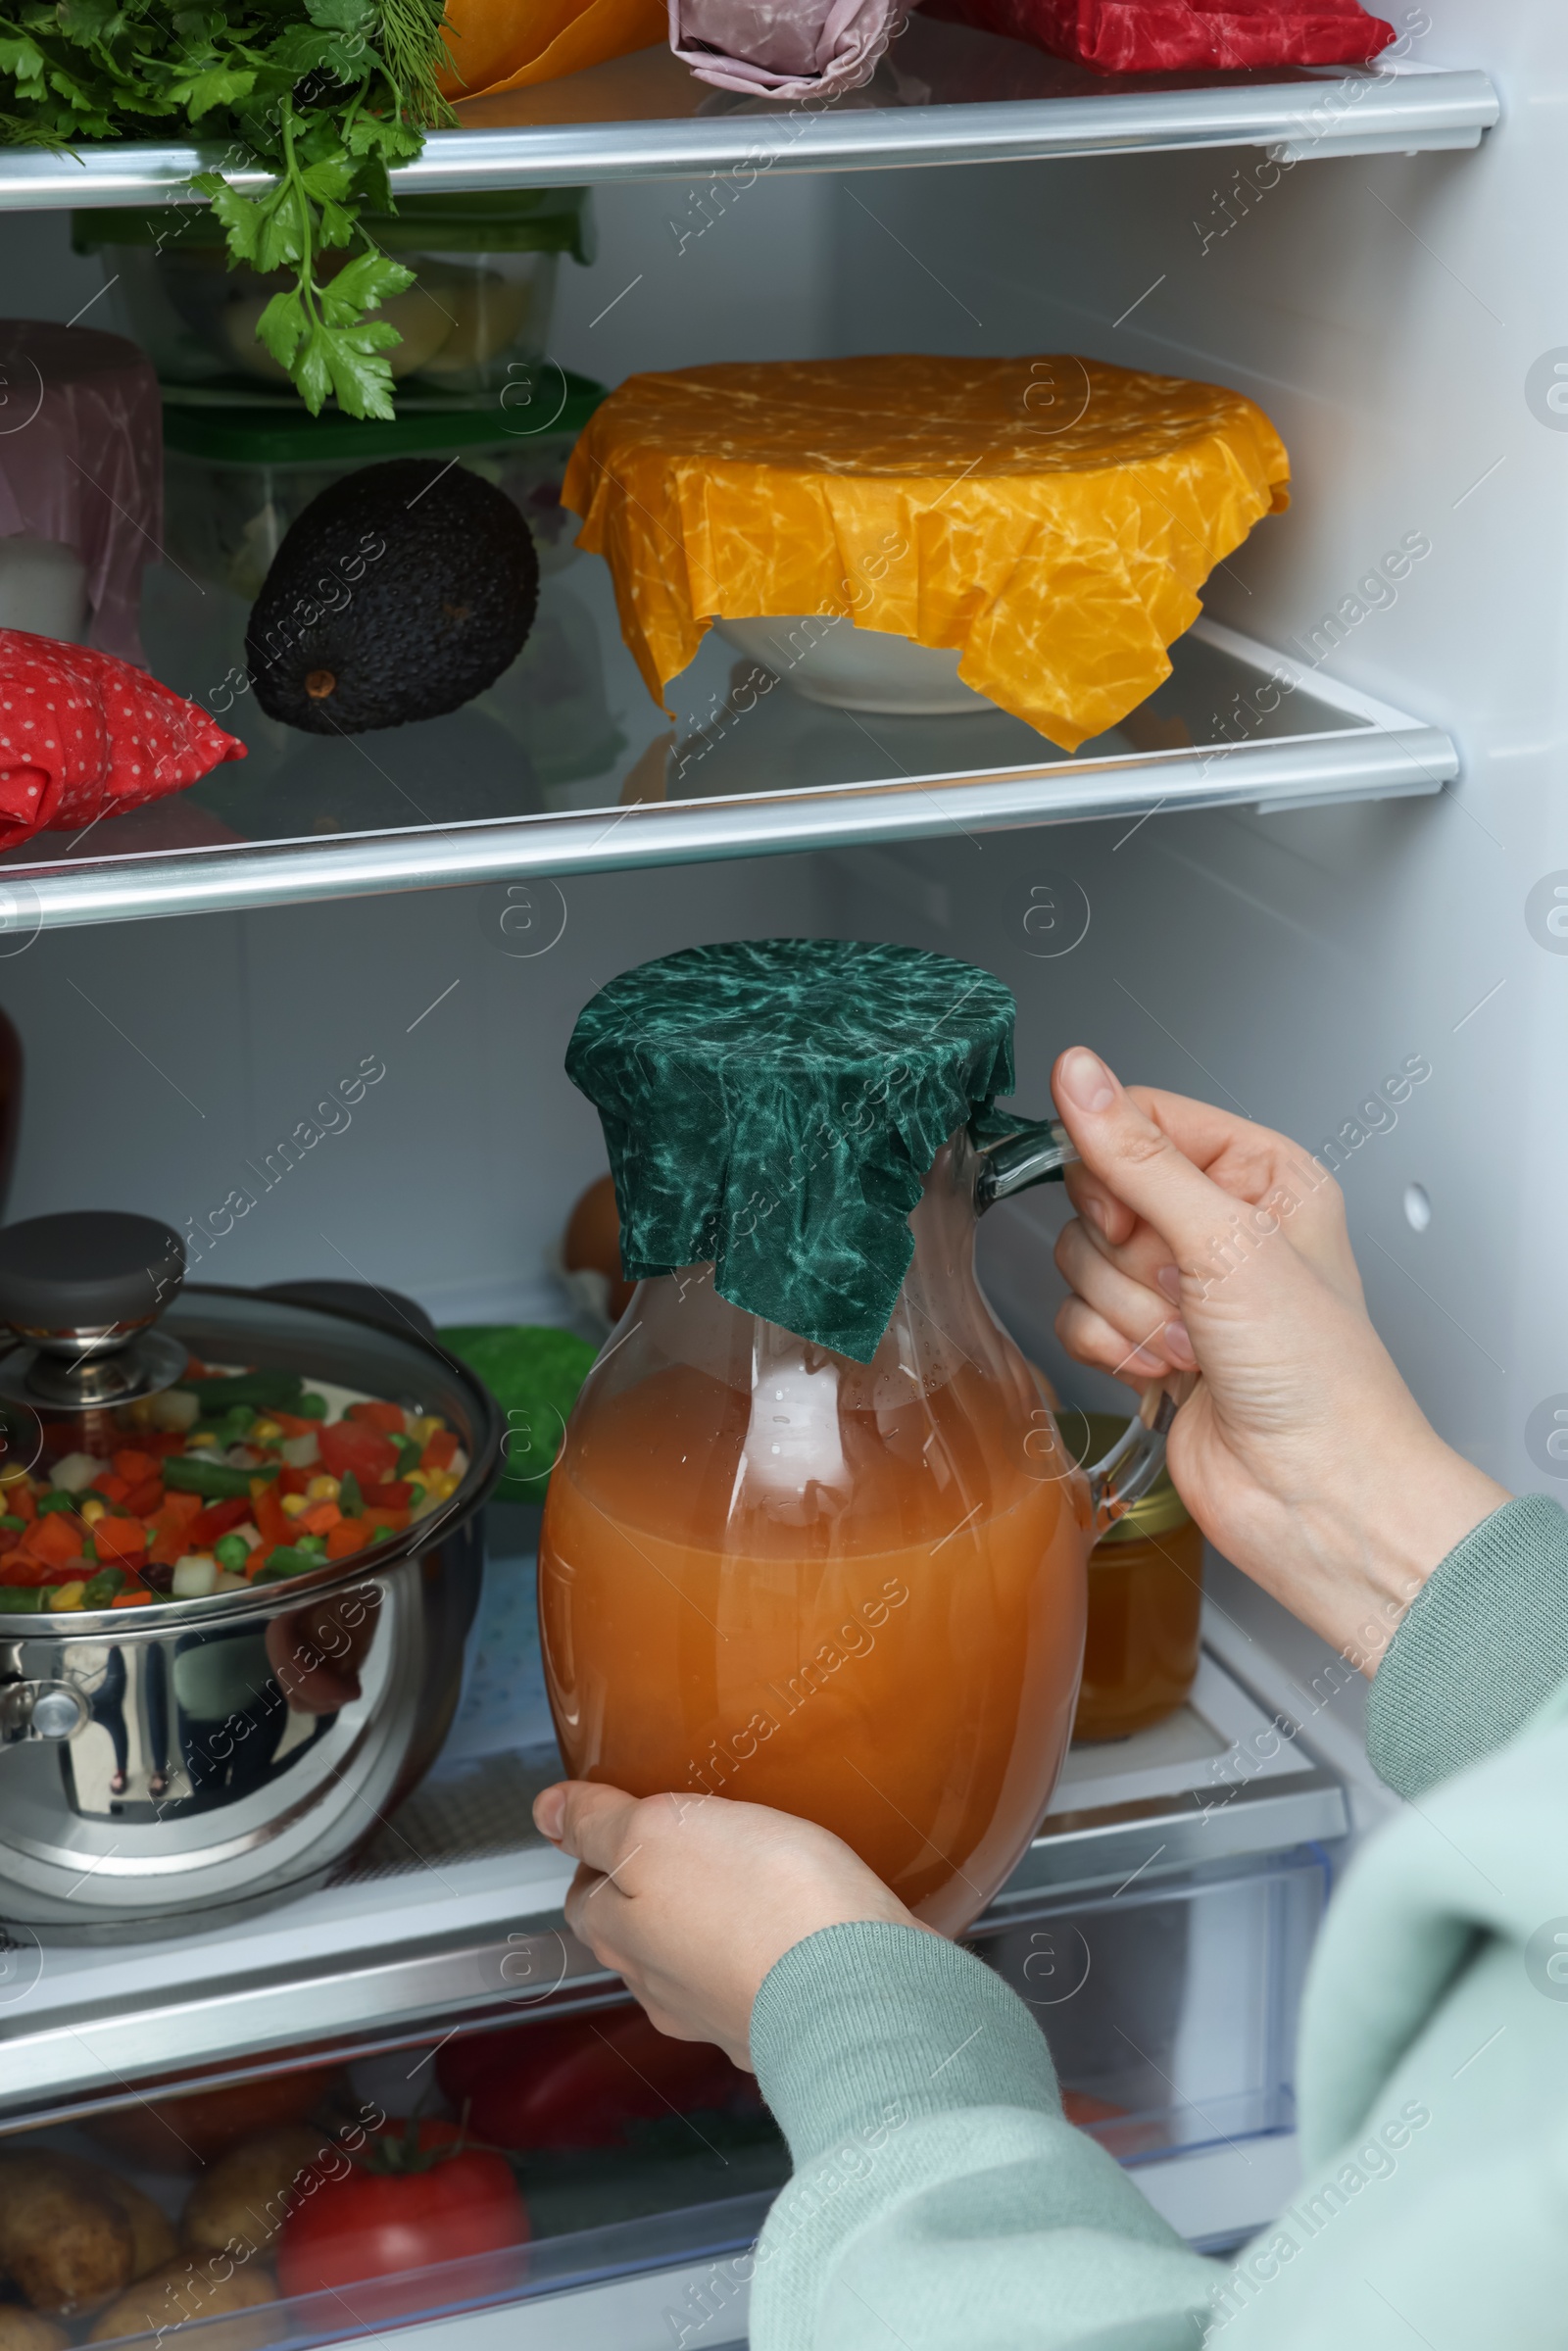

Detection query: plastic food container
xmin=73 ymin=189 xmax=593 ymax=399
xmin=162 ymin=378 xmax=607 ymax=600
xmin=1069 ymin=1410 xmax=1203 ymax=1741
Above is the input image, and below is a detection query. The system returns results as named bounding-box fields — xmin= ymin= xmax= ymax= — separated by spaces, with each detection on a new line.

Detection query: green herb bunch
xmin=0 ymin=0 xmax=457 ymax=416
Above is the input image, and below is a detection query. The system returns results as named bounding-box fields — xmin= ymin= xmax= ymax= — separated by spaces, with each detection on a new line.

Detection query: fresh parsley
xmin=0 ymin=0 xmax=456 ymax=417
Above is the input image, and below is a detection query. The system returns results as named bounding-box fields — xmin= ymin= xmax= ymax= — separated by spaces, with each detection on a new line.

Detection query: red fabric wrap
xmin=0 ymin=629 xmax=245 ymax=852
xmin=927 ymin=0 xmax=1394 ymax=70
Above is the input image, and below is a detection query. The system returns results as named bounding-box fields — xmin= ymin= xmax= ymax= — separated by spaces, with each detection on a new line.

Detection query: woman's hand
xmin=1049 ymin=1049 xmax=1508 ymax=1671
xmin=533 ymin=1781 xmax=922 ymax=2068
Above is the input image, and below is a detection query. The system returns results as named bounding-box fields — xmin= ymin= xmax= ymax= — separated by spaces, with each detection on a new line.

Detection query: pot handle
xmin=1085 ymin=1372 xmax=1199 ymax=1539
xmin=970 ymin=1111 xmax=1080 ymax=1211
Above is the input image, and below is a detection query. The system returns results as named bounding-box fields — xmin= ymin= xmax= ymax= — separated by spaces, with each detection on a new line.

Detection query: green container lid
xmin=162 ymin=369 xmax=607 ymax=466
xmin=74 ymin=186 xmax=595 ymax=264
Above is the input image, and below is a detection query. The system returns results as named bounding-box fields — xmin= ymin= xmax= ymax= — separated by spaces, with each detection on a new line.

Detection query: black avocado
xmin=246 ymin=458 xmax=540 ymax=735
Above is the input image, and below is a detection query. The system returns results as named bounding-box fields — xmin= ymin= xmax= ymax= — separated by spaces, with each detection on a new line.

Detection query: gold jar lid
xmin=1063 ymin=1410 xmax=1193 ymax=1547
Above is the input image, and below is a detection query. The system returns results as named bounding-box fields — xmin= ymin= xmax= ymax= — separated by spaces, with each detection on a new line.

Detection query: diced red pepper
xmin=94 ymin=1517 xmax=149 ymax=1565
xmin=298 ymin=1499 xmax=341 ymax=1537
xmin=420 ymin=1429 xmax=458 ymax=1472
xmin=277 ymin=1464 xmax=312 ymax=1497
xmin=97 ymin=1474 xmax=129 ymax=1504
xmin=146 ymin=1492 xmax=204 ymax=1567
xmin=189 ymin=1495 xmax=251 ymax=1548
xmin=364 ymin=1505 xmax=410 ymax=1535
xmin=124 ymin=1475 xmax=165 ymax=1518
xmin=0 ymin=1480 xmax=34 ymax=1522
xmin=255 ymin=1484 xmax=293 ymax=1549
xmin=347 ymin=1399 xmax=407 ymax=1435
xmin=325 ymin=1516 xmax=370 ymax=1560
xmin=112 ymin=1448 xmax=160 ymax=1487
xmin=318 ymin=1419 xmax=398 ymax=1487
xmin=264 ymin=1408 xmax=317 ymax=1439
xmin=182 ymin=1356 xmax=210 ymax=1381
xmin=4 ymin=1561 xmax=89 ymax=1588
xmin=364 ymin=1480 xmax=413 ymax=1510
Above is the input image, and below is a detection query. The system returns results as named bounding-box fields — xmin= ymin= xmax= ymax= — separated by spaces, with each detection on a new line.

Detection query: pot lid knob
xmin=0 ymin=1211 xmax=184 ymax=1339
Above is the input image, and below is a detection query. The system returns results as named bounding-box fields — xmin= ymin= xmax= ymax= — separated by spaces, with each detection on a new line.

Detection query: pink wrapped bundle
xmin=0 ymin=630 xmax=244 ymax=852
xmin=925 ymin=0 xmax=1394 ymax=70
xmin=0 ymin=322 xmax=164 ymax=666
xmin=669 ymin=0 xmax=900 ymax=98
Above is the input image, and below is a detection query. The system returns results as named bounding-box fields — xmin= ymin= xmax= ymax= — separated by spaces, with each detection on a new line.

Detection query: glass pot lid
xmin=0 ymin=1211 xmax=503 ymax=1633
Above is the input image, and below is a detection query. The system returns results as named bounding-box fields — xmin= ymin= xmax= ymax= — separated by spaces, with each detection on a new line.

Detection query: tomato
xmin=437 ymin=2007 xmax=757 ymax=2152
xmin=276 ymin=2120 xmax=527 ymax=2312
xmin=318 ymin=1419 xmax=398 ymax=1487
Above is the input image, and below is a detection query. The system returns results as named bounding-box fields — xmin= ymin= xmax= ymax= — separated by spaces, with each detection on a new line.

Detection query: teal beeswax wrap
xmin=564 ymin=938 xmax=1016 ymax=1361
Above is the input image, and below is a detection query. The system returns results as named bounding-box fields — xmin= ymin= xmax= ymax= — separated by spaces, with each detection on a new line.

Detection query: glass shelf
xmin=0 ymin=24 xmax=1497 ymax=209
xmin=0 ymin=544 xmax=1453 ymax=934
xmin=0 ymin=1640 xmax=1344 ymax=2127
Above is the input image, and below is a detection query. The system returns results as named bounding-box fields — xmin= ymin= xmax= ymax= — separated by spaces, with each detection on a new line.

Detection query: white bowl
xmin=712 ymin=613 xmax=995 ymax=716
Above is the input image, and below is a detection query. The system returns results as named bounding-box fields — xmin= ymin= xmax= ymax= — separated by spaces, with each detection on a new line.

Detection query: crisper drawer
xmin=971 ymin=1844 xmax=1328 ymax=2167
xmin=0 ymin=1837 xmax=1323 ymax=2351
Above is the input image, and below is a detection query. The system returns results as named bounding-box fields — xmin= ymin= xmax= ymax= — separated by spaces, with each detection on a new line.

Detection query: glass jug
xmin=539 ymin=1117 xmax=1175 ymax=1936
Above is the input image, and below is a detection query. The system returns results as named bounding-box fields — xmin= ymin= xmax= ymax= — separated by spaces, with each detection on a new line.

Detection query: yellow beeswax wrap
xmin=563 ymin=355 xmax=1291 ymax=751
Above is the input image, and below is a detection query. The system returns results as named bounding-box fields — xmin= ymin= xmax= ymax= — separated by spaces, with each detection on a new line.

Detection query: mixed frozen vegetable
xmin=0 ymin=1361 xmax=467 ymax=1614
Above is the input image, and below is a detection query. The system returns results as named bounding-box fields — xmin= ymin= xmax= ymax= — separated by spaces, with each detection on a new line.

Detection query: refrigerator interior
xmin=0 ymin=0 xmax=1540 ymax=2327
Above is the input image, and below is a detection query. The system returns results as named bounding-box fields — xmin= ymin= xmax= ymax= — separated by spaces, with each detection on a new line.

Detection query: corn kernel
xmin=305 ymin=1474 xmax=341 ymax=1503
xmin=48 ymin=1582 xmax=85 ymax=1611
xmin=251 ymin=1418 xmax=283 ymax=1444
xmin=188 ymin=1431 xmax=217 ymax=1450
xmin=408 ymin=1415 xmax=442 ymax=1448
xmin=80 ymin=1498 xmax=108 ymax=1526
xmin=280 ymin=1492 xmax=308 ymax=1520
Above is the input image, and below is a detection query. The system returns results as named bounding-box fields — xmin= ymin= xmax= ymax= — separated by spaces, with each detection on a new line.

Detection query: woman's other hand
xmin=1050 ymin=1050 xmax=1507 ymax=1670
xmin=533 ymin=1781 xmax=922 ymax=2067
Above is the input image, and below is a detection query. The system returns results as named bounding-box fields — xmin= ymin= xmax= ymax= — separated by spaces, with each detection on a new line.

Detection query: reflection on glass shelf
xmin=0 ymin=545 xmax=1453 ymax=931
xmin=1 ymin=19 xmax=1496 ymax=208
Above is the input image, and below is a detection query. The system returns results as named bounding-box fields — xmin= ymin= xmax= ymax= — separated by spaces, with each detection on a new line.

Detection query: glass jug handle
xmin=1086 ymin=1371 xmax=1198 ymax=1538
xmin=969 ymin=1112 xmax=1080 ymax=1210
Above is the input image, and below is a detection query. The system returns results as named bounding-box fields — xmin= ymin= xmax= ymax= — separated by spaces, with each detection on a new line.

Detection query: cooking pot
xmin=0 ymin=1213 xmax=502 ymax=1935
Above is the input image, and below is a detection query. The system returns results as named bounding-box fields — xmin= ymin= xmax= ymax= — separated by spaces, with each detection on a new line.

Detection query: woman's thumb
xmin=1053 ymin=1049 xmax=1226 ymax=1262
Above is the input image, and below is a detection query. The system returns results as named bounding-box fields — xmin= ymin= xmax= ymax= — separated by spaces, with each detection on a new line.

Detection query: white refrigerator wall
xmin=809 ymin=0 xmax=1566 ymax=1514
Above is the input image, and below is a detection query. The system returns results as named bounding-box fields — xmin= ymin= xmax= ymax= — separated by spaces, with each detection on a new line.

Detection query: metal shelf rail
xmin=0 ymin=30 xmax=1497 ymax=208
xmin=0 ymin=614 xmax=1454 ymax=934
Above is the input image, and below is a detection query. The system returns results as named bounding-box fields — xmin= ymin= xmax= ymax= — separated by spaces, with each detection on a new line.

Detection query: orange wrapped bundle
xmin=436 ymin=0 xmax=666 ymax=98
xmin=564 ymin=354 xmax=1291 ymax=752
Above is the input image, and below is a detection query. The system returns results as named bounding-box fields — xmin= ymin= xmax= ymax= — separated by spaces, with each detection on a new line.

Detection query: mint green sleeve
xmin=1366 ymin=1494 xmax=1568 ymax=1796
xmin=747 ymin=1921 xmax=1216 ymax=2349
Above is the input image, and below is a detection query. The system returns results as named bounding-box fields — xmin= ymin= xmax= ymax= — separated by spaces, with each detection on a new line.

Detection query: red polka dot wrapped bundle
xmin=0 ymin=630 xmax=245 ymax=852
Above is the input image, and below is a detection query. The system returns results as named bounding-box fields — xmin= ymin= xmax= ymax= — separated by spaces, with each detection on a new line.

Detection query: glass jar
xmin=1069 ymin=1411 xmax=1203 ymax=1742
xmin=540 ymin=1127 xmax=1172 ymax=1936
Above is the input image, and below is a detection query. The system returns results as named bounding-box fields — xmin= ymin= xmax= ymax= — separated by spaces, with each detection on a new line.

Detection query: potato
xmin=30 ymin=2158 xmax=176 ymax=2284
xmin=92 ymin=2177 xmax=177 ymax=2282
xmin=87 ymin=2255 xmax=277 ymax=2351
xmin=0 ymin=2153 xmax=133 ymax=2315
xmin=88 ymin=2069 xmax=341 ymax=2176
xmin=0 ymin=2309 xmax=71 ymax=2351
xmin=180 ymin=2129 xmax=325 ymax=2261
